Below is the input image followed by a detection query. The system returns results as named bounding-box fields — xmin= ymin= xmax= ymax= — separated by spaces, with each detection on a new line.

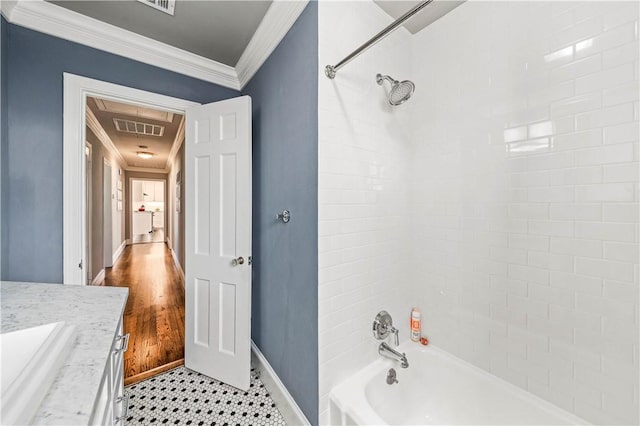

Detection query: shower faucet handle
xmin=390 ymin=326 xmax=399 ymax=346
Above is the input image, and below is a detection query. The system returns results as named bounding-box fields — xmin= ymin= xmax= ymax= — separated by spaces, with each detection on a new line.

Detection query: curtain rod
xmin=324 ymin=0 xmax=434 ymax=79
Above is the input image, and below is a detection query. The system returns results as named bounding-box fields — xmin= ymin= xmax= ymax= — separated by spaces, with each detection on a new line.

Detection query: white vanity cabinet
xmin=90 ymin=317 xmax=129 ymax=426
xmin=1 ymin=282 xmax=129 ymax=425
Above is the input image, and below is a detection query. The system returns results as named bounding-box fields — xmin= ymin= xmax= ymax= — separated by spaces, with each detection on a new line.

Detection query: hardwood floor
xmin=103 ymin=242 xmax=185 ymax=383
xmin=132 ymin=227 xmax=165 ymax=244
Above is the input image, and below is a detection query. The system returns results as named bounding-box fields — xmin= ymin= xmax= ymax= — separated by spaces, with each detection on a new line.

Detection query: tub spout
xmin=379 ymin=342 xmax=409 ymax=368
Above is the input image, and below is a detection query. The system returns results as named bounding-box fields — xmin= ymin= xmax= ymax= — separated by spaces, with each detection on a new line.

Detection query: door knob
xmin=231 ymin=257 xmax=245 ymax=266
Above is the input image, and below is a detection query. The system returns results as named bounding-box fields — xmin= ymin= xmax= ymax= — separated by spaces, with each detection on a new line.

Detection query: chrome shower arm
xmin=325 ymin=0 xmax=434 ymax=79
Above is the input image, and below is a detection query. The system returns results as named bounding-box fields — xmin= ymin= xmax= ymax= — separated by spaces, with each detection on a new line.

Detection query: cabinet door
xmin=154 ymin=181 xmax=164 ymax=202
xmin=142 ymin=181 xmax=154 ymax=201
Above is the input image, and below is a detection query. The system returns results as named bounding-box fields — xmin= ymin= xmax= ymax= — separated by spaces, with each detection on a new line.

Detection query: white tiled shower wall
xmin=318 ymin=1 xmax=639 ymax=425
xmin=410 ymin=2 xmax=638 ymax=424
xmin=317 ymin=2 xmax=413 ymax=423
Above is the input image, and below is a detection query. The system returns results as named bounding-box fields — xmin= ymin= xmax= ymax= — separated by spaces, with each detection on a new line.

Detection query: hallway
xmin=104 ymin=242 xmax=185 ymax=384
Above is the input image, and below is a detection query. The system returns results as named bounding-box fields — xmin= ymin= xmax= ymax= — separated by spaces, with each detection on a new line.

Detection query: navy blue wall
xmin=1 ymin=23 xmax=239 ymax=282
xmin=242 ymin=3 xmax=318 ymax=424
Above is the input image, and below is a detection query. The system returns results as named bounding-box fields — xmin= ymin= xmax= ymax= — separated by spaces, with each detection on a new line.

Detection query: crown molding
xmin=166 ymin=115 xmax=185 ymax=169
xmin=85 ymin=106 xmax=128 ymax=169
xmin=235 ymin=0 xmax=309 ymax=88
xmin=2 ymin=0 xmax=308 ymax=92
xmin=3 ymin=0 xmax=240 ymax=90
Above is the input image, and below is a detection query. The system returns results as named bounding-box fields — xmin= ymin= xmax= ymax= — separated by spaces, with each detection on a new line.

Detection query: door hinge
xmin=78 ymin=260 xmax=83 ymax=270
xmin=248 ymin=256 xmax=252 ymax=265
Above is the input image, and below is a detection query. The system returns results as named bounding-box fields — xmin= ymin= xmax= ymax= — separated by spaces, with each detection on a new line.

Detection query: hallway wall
xmin=167 ymin=141 xmax=185 ymax=272
xmin=86 ymin=127 xmax=125 ymax=282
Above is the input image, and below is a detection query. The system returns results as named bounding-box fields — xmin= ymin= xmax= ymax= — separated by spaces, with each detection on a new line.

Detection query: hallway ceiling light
xmin=137 ymin=151 xmax=155 ymax=159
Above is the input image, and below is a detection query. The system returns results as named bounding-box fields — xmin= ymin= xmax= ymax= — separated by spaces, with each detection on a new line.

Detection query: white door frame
xmin=85 ymin=141 xmax=92 ymax=284
xmin=63 ymin=73 xmax=198 ymax=285
xmin=103 ymin=160 xmax=113 ymax=268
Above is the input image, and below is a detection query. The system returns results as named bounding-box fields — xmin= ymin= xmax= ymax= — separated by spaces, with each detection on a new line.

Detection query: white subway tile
xmin=529 ymin=282 xmax=575 ymax=307
xmin=603 ymin=2 xmax=639 ymax=31
xmin=551 ymin=93 xmax=602 ymax=117
xmin=551 ymin=129 xmax=602 ymax=152
xmin=603 ymin=122 xmax=640 ymax=145
xmin=551 ymin=236 xmax=602 ymax=258
xmin=528 ymin=187 xmax=575 ymax=203
xmin=603 ymin=279 xmax=639 ymax=302
xmin=603 ymin=241 xmax=639 ymax=263
xmin=528 ymin=251 xmax=575 ymax=272
xmin=507 ymin=294 xmax=549 ymax=318
xmin=575 ymin=63 xmax=634 ymax=95
xmin=575 ymin=182 xmax=635 ymax=202
xmin=550 ymin=166 xmax=602 ymax=185
xmin=575 ymin=221 xmax=637 ymax=242
xmin=603 ymin=40 xmax=639 ymax=69
xmin=549 ymin=304 xmax=601 ymax=329
xmin=550 ymin=54 xmax=602 ymax=84
xmin=508 ymin=233 xmax=550 ymax=251
xmin=550 ymin=271 xmax=603 ymax=296
xmin=603 ymin=81 xmax=640 ymax=107
xmin=575 ymin=103 xmax=635 ymax=131
xmin=575 ymin=143 xmax=635 ymax=166
xmin=602 ymin=203 xmax=639 ymax=222
xmin=576 ymin=21 xmax=638 ymax=60
xmin=549 ymin=203 xmax=602 ymax=221
xmin=576 ymin=257 xmax=635 ymax=282
xmin=529 ymin=220 xmax=575 ymax=237
xmin=603 ymin=163 xmax=639 ymax=183
xmin=576 ymin=293 xmax=636 ymax=322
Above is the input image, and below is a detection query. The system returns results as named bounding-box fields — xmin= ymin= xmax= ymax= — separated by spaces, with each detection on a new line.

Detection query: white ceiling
xmin=375 ymin=0 xmax=465 ymax=34
xmin=49 ymin=0 xmax=272 ymax=66
xmin=87 ymin=97 xmax=183 ymax=170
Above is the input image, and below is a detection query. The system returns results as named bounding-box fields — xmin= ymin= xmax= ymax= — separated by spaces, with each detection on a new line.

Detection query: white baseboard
xmin=171 ymin=248 xmax=185 ymax=281
xmin=125 ymin=238 xmax=132 ymax=246
xmin=91 ymin=268 xmax=105 ymax=286
xmin=112 ymin=240 xmax=126 ymax=265
xmin=251 ymin=342 xmax=310 ymax=426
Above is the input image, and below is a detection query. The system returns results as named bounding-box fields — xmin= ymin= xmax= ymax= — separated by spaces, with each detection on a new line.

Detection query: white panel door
xmin=185 ymin=96 xmax=252 ymax=391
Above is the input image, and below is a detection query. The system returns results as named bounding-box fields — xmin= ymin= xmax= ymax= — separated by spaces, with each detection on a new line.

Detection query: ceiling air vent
xmin=114 ymin=118 xmax=165 ymax=137
xmin=137 ymin=0 xmax=175 ymax=16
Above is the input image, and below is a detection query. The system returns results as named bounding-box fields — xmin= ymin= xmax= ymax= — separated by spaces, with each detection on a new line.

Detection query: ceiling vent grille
xmin=114 ymin=118 xmax=165 ymax=137
xmin=137 ymin=0 xmax=175 ymax=16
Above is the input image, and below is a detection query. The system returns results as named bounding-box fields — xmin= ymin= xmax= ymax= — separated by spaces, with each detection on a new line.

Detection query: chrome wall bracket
xmin=277 ymin=209 xmax=291 ymax=224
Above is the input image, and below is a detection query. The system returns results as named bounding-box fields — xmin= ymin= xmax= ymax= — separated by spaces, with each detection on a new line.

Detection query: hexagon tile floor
xmin=125 ymin=366 xmax=287 ymax=425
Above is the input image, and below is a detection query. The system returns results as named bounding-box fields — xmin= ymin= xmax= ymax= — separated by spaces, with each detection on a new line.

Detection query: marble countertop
xmin=1 ymin=281 xmax=128 ymax=425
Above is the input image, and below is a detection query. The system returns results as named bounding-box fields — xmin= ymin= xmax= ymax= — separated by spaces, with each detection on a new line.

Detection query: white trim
xmin=170 ymin=248 xmax=184 ymax=281
xmin=166 ymin=115 xmax=185 ymax=169
xmin=125 ymin=166 xmax=168 ymax=174
xmin=112 ymin=240 xmax=126 ymax=265
xmin=63 ymin=73 xmax=198 ymax=285
xmin=91 ymin=268 xmax=105 ymax=286
xmin=2 ymin=0 xmax=308 ymax=90
xmin=236 ymin=0 xmax=309 ymax=88
xmin=86 ymin=107 xmax=128 ymax=169
xmin=3 ymin=0 xmax=240 ymax=89
xmin=251 ymin=342 xmax=310 ymax=426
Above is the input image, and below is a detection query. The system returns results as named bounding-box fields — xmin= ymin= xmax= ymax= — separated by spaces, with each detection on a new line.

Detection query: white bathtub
xmin=329 ymin=343 xmax=588 ymax=425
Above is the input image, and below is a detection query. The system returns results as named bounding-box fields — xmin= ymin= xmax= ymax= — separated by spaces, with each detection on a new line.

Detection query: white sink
xmin=1 ymin=322 xmax=76 ymax=424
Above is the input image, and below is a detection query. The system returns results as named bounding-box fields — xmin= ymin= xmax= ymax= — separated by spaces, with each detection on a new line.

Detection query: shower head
xmin=376 ymin=74 xmax=415 ymax=106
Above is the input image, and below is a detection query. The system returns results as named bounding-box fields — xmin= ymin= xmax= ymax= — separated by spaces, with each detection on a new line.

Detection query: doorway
xmin=64 ymin=74 xmax=253 ymax=391
xmin=83 ymin=93 xmax=187 ymax=384
xmin=130 ymin=178 xmax=166 ymax=244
